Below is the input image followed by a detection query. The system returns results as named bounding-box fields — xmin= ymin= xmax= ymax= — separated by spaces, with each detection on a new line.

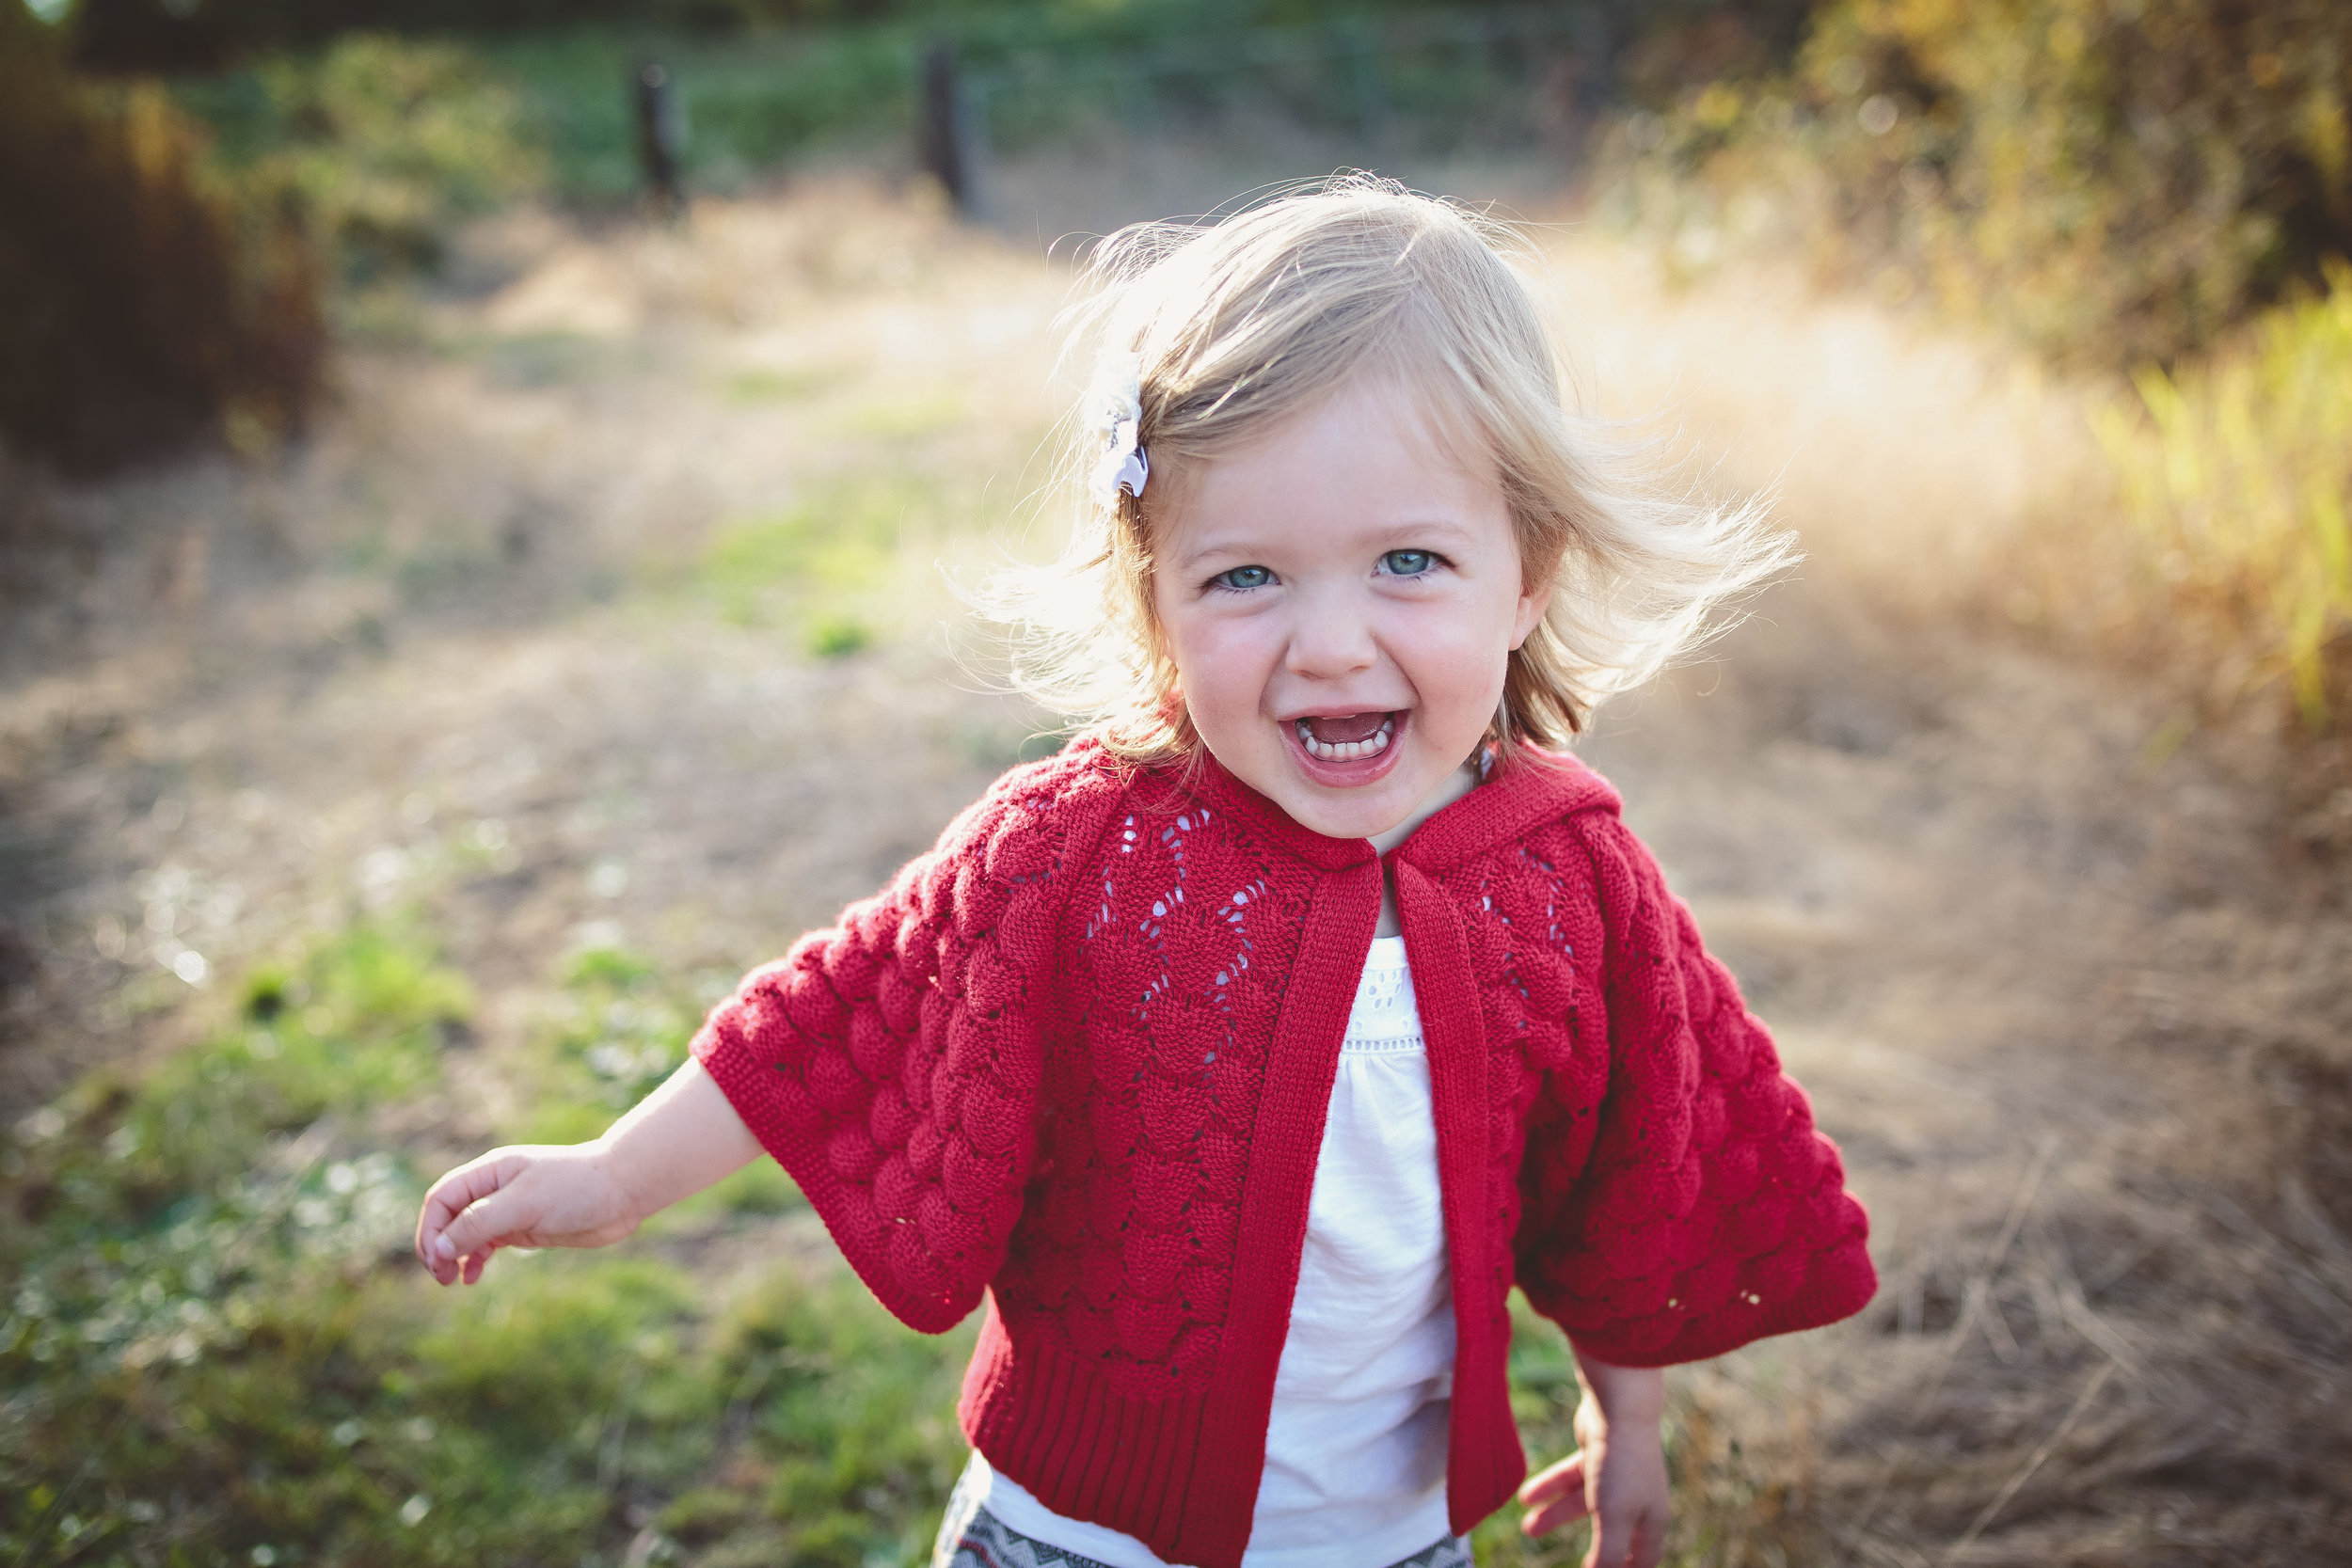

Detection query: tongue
xmin=1304 ymin=712 xmax=1388 ymax=744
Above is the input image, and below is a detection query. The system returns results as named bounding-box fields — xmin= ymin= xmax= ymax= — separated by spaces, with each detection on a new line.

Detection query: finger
xmin=1517 ymin=1449 xmax=1588 ymax=1506
xmin=415 ymin=1155 xmax=518 ymax=1275
xmin=1521 ymin=1477 xmax=1595 ymax=1536
xmin=441 ymin=1180 xmax=532 ymax=1264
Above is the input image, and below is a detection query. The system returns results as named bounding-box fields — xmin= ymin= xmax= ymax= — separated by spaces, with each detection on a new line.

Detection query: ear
xmin=1508 ymin=579 xmax=1553 ymax=652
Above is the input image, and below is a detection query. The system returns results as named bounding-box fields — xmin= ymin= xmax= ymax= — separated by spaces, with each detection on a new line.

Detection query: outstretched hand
xmin=412 ymin=1057 xmax=762 ymax=1286
xmin=413 ymin=1145 xmax=640 ymax=1286
xmin=1518 ymin=1355 xmax=1669 ymax=1568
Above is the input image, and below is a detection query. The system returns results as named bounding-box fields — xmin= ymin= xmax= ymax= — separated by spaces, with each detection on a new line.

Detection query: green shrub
xmin=2093 ymin=265 xmax=2352 ymax=731
xmin=1627 ymin=0 xmax=2352 ymax=372
xmin=1806 ymin=0 xmax=2349 ymax=370
xmin=178 ymin=32 xmax=548 ymax=285
xmin=0 ymin=1 xmax=324 ymax=473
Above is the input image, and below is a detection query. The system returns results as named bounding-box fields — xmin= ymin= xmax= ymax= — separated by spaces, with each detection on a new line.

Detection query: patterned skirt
xmin=930 ymin=1459 xmax=1476 ymax=1568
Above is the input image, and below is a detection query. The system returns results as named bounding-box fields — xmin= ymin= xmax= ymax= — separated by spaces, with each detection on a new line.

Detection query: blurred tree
xmin=0 ymin=0 xmax=323 ymax=473
xmin=1796 ymin=0 xmax=2352 ymax=369
xmin=215 ymin=35 xmax=548 ymax=284
xmin=65 ymin=0 xmax=881 ymax=71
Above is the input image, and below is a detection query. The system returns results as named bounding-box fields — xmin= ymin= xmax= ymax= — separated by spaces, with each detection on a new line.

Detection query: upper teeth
xmin=1295 ymin=715 xmax=1395 ymax=762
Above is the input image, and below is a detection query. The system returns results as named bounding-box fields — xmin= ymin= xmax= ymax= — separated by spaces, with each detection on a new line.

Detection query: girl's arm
xmin=1517 ymin=1348 xmax=1669 ymax=1568
xmin=413 ymin=1057 xmax=760 ymax=1286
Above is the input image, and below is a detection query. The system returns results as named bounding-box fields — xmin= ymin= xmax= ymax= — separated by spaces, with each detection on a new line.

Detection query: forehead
xmin=1152 ymin=374 xmax=1507 ymax=563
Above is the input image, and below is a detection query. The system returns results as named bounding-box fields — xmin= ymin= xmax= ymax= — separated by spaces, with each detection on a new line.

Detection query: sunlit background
xmin=3 ymin=2 xmax=2348 ymax=1563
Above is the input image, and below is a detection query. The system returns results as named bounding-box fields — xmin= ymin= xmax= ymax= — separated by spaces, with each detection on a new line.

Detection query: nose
xmin=1283 ymin=579 xmax=1378 ymax=682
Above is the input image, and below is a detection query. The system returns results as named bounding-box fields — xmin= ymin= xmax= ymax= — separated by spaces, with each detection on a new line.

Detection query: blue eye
xmin=1210 ymin=565 xmax=1274 ymax=592
xmin=1380 ymin=549 xmax=1436 ymax=576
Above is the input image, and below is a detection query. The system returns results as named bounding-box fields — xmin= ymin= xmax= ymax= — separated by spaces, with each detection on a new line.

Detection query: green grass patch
xmin=0 ymin=916 xmax=977 ymax=1567
xmin=681 ymin=477 xmax=955 ymax=647
xmin=470 ymin=24 xmax=920 ymax=205
xmin=519 ymin=941 xmax=700 ymax=1145
xmin=717 ymin=365 xmax=845 ymax=406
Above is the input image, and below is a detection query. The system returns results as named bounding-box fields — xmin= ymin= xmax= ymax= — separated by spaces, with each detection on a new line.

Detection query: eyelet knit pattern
xmin=692 ymin=739 xmax=1875 ymax=1568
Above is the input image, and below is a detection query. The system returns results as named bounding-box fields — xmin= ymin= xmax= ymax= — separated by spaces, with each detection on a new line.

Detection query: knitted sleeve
xmin=691 ymin=752 xmax=1109 ymax=1334
xmin=1514 ymin=811 xmax=1876 ymax=1367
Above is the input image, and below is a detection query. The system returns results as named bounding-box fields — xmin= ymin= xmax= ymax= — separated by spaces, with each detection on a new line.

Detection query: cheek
xmin=1397 ymin=599 xmax=1517 ymax=702
xmin=1159 ymin=609 xmax=1274 ymax=723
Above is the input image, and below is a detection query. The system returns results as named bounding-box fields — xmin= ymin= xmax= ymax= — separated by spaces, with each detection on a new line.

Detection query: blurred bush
xmin=1796 ymin=0 xmax=2351 ymax=372
xmin=68 ymin=0 xmax=887 ymax=71
xmin=2093 ymin=266 xmax=2352 ymax=733
xmin=178 ymin=33 xmax=548 ymax=284
xmin=0 ymin=0 xmax=323 ymax=474
xmin=1625 ymin=0 xmax=2352 ymax=373
xmin=1601 ymin=0 xmax=2352 ymax=743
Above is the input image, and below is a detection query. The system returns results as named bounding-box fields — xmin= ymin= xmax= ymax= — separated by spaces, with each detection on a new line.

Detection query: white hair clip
xmin=1088 ymin=353 xmax=1149 ymax=505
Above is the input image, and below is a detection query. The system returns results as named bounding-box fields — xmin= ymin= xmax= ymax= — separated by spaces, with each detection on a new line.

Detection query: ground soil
xmin=2 ymin=165 xmax=2345 ymax=1563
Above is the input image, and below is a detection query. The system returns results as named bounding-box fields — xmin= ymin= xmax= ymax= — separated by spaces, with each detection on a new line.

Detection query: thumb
xmin=439 ymin=1171 xmax=536 ymax=1261
xmin=417 ymin=1149 xmax=531 ymax=1283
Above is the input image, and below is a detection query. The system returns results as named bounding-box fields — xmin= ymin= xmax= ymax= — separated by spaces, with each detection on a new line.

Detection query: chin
xmin=1273 ymin=778 xmax=1421 ymax=843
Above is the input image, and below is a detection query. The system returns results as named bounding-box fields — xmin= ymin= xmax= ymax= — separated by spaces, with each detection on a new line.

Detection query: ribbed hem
xmin=961 ymin=1304 xmax=1216 ymax=1567
xmin=975 ymin=1452 xmax=1186 ymax=1568
xmin=960 ymin=1301 xmax=1534 ymax=1568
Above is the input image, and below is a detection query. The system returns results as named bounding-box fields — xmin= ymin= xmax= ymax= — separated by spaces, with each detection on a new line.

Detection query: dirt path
xmin=3 ymin=172 xmax=2344 ymax=1562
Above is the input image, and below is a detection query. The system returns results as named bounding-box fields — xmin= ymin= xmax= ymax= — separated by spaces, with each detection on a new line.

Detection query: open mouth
xmin=1291 ymin=711 xmax=1397 ymax=763
xmin=1281 ymin=708 xmax=1408 ymax=794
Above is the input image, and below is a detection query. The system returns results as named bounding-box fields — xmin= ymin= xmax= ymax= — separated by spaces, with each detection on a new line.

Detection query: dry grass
xmin=3 ymin=164 xmax=2347 ymax=1563
xmin=1514 ymin=216 xmax=2352 ymax=1567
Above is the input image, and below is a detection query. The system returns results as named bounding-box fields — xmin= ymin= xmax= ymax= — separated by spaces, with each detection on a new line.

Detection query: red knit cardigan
xmin=692 ymin=738 xmax=1875 ymax=1568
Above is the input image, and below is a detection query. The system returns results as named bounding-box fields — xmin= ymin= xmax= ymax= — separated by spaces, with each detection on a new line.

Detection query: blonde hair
xmin=991 ymin=175 xmax=1793 ymax=764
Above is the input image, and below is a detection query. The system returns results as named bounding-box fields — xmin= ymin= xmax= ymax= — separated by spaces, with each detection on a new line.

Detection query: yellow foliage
xmin=2094 ymin=265 xmax=2352 ymax=727
xmin=1791 ymin=0 xmax=2352 ymax=370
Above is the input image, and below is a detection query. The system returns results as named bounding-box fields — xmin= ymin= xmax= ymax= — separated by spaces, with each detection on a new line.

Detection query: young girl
xmin=415 ymin=178 xmax=1875 ymax=1568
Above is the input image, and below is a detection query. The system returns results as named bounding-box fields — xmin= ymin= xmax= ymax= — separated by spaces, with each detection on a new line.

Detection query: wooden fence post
xmin=917 ymin=40 xmax=975 ymax=216
xmin=634 ymin=60 xmax=687 ymax=219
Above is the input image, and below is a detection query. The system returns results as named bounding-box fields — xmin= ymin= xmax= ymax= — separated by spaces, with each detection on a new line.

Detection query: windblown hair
xmin=990 ymin=175 xmax=1794 ymax=764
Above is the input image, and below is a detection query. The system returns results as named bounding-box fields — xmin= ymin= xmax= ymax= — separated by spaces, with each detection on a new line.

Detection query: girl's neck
xmin=1370 ymin=761 xmax=1480 ymax=937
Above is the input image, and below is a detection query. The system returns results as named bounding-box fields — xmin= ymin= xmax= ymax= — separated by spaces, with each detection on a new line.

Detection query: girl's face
xmin=1150 ymin=374 xmax=1550 ymax=843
